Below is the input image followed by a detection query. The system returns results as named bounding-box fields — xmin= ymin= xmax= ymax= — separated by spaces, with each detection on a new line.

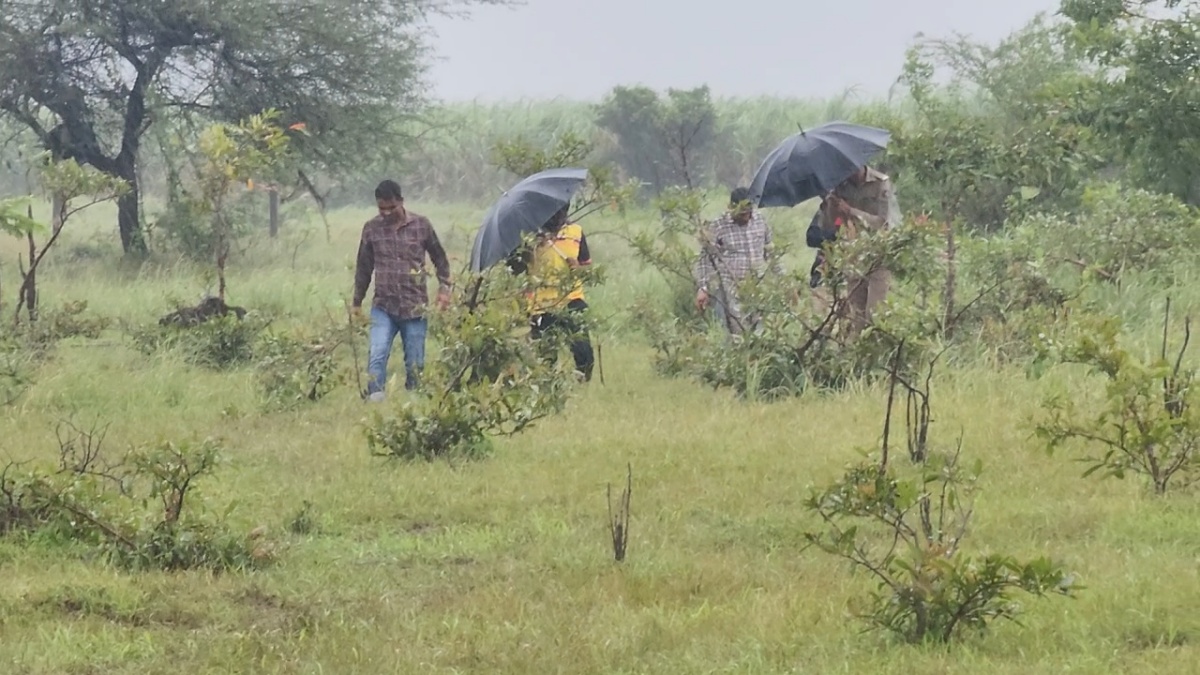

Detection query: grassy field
xmin=2 ymin=199 xmax=1199 ymax=674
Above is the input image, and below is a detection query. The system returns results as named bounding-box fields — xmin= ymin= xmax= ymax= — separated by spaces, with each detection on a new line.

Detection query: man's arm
xmin=846 ymin=205 xmax=885 ymax=231
xmin=423 ymin=219 xmax=452 ymax=290
xmin=352 ymin=228 xmax=374 ymax=308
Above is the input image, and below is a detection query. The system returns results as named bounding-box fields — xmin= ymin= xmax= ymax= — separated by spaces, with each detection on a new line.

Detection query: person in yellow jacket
xmin=506 ymin=206 xmax=595 ymax=381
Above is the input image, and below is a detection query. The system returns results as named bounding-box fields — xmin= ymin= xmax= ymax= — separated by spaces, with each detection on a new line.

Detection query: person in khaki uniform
xmin=808 ymin=165 xmax=900 ymax=336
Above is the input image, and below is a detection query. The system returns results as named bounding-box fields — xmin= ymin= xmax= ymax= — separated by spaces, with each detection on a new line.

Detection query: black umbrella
xmin=469 ymin=167 xmax=589 ymax=273
xmin=749 ymin=122 xmax=890 ymax=208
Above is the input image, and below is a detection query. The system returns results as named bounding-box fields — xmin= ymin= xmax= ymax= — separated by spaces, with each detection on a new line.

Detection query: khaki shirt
xmin=817 ymin=167 xmax=901 ymax=240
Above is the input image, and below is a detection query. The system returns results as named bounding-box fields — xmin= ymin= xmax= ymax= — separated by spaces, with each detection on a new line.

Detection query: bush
xmin=1035 ymin=304 xmax=1200 ymax=494
xmin=1 ymin=422 xmax=269 ymax=572
xmin=1028 ymin=181 xmax=1200 ymax=284
xmin=255 ymin=319 xmax=358 ymax=411
xmin=632 ymin=198 xmax=947 ymax=399
xmin=805 ymin=359 xmax=1078 ymax=643
xmin=129 ymin=311 xmax=271 ymax=370
xmin=952 ymin=232 xmax=1075 ymax=362
xmin=364 ymin=276 xmax=577 ymax=462
xmin=153 ymin=197 xmax=219 ymax=263
xmin=805 ymin=453 xmax=1078 ymax=643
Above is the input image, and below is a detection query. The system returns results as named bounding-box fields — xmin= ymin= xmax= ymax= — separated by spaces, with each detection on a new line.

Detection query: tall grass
xmin=399 ymin=94 xmax=900 ymax=202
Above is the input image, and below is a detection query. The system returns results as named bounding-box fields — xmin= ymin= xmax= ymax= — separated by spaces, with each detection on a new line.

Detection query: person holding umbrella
xmin=694 ymin=186 xmax=784 ymax=336
xmin=468 ymin=167 xmax=595 ymax=382
xmin=747 ymin=122 xmax=897 ymax=337
xmin=811 ymin=165 xmax=900 ymax=335
xmin=352 ymin=179 xmax=452 ymax=400
xmin=506 ymin=205 xmax=595 ymax=381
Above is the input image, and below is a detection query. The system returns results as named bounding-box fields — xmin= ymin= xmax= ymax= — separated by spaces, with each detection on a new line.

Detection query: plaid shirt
xmin=353 ymin=211 xmax=451 ymax=320
xmin=694 ymin=210 xmax=783 ymax=294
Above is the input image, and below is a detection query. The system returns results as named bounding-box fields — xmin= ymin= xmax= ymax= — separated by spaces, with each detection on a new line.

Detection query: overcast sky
xmin=424 ymin=0 xmax=1063 ymax=101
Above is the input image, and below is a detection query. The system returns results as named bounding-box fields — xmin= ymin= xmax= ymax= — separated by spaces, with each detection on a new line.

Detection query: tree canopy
xmin=0 ymin=0 xmax=505 ymax=253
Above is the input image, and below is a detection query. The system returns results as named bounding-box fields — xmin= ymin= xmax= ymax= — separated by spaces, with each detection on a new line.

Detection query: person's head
xmin=844 ymin=166 xmax=869 ymax=187
xmin=729 ymin=187 xmax=753 ymax=225
xmin=543 ymin=205 xmax=570 ymax=232
xmin=374 ymin=180 xmax=405 ymax=221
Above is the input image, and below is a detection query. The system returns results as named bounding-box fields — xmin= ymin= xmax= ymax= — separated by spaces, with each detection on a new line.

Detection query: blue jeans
xmin=367 ymin=307 xmax=427 ymax=393
xmin=711 ymin=289 xmax=761 ymax=337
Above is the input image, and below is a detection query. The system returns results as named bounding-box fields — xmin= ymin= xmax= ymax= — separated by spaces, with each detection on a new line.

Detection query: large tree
xmin=1059 ymin=0 xmax=1200 ymax=202
xmin=0 ymin=0 xmax=503 ymax=254
xmin=594 ymin=85 xmax=717 ymax=194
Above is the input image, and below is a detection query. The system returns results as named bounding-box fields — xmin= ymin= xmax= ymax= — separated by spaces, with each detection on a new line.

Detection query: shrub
xmin=1029 ymin=181 xmax=1200 ymax=285
xmin=255 ymin=318 xmax=358 ymax=411
xmin=805 ymin=452 xmax=1078 ymax=643
xmin=129 ymin=311 xmax=271 ymax=370
xmin=2 ymin=422 xmax=269 ymax=572
xmin=1035 ymin=303 xmax=1200 ymax=494
xmin=364 ymin=276 xmax=576 ymax=462
xmin=805 ymin=358 xmax=1078 ymax=643
xmin=631 ymin=194 xmax=947 ymax=399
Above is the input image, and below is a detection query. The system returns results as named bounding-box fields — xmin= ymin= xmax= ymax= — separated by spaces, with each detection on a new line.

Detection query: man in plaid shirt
xmin=352 ymin=180 xmax=452 ymax=399
xmin=693 ymin=187 xmax=784 ymax=335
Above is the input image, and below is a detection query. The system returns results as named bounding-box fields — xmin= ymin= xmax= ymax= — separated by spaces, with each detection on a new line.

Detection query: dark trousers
xmin=531 ymin=298 xmax=594 ymax=381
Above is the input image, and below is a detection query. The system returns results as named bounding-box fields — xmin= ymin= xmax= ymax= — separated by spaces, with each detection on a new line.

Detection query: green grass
xmin=2 ymin=201 xmax=1199 ymax=674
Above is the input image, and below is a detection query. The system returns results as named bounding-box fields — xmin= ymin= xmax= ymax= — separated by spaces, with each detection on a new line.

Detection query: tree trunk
xmin=116 ymin=170 xmax=145 ymax=255
xmin=269 ymin=188 xmax=280 ymax=238
xmin=24 ymin=232 xmax=37 ymax=322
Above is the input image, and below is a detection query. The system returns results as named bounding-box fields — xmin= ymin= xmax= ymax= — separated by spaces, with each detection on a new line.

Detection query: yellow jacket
xmin=526 ymin=223 xmax=587 ymax=314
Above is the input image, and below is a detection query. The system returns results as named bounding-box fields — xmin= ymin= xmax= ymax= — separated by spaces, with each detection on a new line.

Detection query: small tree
xmin=894 ymin=32 xmax=1101 ymax=333
xmin=1035 ymin=302 xmax=1200 ymax=494
xmin=481 ymin=130 xmax=635 ymax=312
xmin=5 ymin=159 xmax=127 ymax=324
xmin=490 ymin=130 xmax=637 ymax=224
xmin=184 ymin=109 xmax=298 ymax=301
xmin=804 ymin=349 xmax=1078 ymax=643
xmin=1061 ymin=0 xmax=1200 ymax=203
xmin=0 ymin=197 xmax=41 ymax=315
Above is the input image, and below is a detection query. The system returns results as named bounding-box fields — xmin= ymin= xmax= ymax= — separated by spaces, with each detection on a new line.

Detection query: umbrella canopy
xmin=749 ymin=122 xmax=891 ymax=208
xmin=469 ymin=167 xmax=589 ymax=273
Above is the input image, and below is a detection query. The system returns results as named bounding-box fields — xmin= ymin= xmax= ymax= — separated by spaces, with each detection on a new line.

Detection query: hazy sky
xmin=425 ymin=0 xmax=1063 ymax=101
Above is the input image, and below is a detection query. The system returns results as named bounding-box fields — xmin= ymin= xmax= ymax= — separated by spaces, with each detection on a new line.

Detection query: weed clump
xmin=1 ymin=419 xmax=271 ymax=572
xmin=364 ymin=277 xmax=577 ymax=462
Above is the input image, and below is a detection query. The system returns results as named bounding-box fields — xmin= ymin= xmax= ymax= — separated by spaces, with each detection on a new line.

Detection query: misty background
xmin=426 ymin=0 xmax=1063 ymax=101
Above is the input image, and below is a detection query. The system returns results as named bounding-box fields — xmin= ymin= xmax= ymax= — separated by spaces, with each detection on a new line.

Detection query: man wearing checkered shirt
xmin=693 ymin=187 xmax=784 ymax=335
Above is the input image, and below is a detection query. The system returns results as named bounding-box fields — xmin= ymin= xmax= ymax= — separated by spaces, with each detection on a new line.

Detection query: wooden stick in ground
xmin=344 ymin=300 xmax=365 ymax=398
xmin=597 ymin=342 xmax=605 ymax=385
